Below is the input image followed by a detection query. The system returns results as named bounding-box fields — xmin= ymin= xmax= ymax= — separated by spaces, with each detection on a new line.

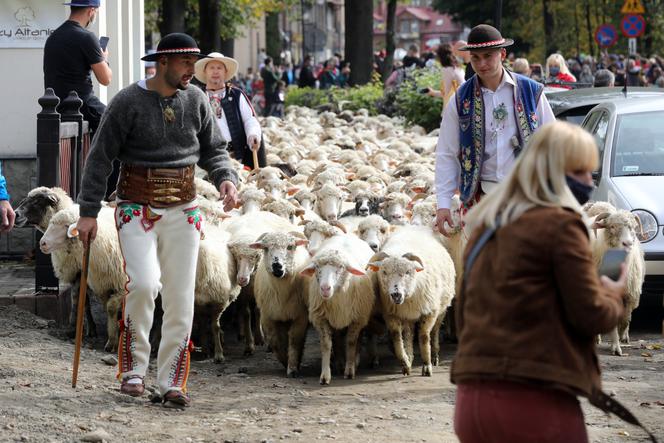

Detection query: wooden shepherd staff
xmin=72 ymin=232 xmax=91 ymax=388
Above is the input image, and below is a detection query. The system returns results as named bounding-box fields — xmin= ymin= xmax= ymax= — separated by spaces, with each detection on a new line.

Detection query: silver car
xmin=581 ymin=97 xmax=664 ymax=300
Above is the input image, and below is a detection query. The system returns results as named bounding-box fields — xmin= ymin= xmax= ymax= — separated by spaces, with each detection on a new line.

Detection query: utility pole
xmin=494 ymin=0 xmax=503 ymax=31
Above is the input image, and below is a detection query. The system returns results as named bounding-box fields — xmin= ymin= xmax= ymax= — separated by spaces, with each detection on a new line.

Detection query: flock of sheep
xmin=15 ymin=105 xmax=645 ymax=385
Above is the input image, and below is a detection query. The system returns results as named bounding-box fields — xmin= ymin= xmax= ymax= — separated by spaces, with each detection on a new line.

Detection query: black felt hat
xmin=141 ymin=33 xmax=206 ymax=62
xmin=458 ymin=24 xmax=514 ymax=51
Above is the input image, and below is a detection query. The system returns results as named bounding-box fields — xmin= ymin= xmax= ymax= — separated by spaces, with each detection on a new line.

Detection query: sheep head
xmin=249 ymin=231 xmax=308 ymax=279
xmin=367 ymin=252 xmax=424 ymax=305
xmin=300 ymin=249 xmax=366 ymax=299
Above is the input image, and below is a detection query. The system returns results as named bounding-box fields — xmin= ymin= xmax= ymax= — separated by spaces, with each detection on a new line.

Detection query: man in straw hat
xmin=194 ymin=52 xmax=266 ymax=168
xmin=75 ymin=33 xmax=239 ymax=409
xmin=434 ymin=24 xmax=555 ymax=236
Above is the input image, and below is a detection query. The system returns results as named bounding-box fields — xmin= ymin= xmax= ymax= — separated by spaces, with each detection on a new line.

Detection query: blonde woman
xmin=545 ymin=53 xmax=576 ymax=89
xmin=452 ymin=121 xmax=627 ymax=442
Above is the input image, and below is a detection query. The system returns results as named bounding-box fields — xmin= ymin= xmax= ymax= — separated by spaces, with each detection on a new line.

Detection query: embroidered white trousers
xmin=114 ymin=201 xmax=202 ymax=396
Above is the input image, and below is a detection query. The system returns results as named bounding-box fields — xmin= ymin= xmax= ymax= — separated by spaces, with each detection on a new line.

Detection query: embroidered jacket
xmin=455 ymin=72 xmax=543 ymax=204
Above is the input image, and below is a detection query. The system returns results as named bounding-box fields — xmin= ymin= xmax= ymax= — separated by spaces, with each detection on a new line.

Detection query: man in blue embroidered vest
xmin=434 ymin=25 xmax=555 ymax=236
xmin=194 ymin=52 xmax=266 ymax=169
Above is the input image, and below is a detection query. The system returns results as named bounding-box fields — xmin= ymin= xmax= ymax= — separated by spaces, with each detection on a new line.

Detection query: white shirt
xmin=205 ymin=88 xmax=262 ymax=147
xmin=435 ymin=70 xmax=555 ymax=209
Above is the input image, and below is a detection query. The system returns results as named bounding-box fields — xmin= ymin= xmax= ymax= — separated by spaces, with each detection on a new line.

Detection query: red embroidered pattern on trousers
xmin=168 ymin=336 xmax=191 ymax=390
xmin=118 ymin=316 xmax=136 ymax=374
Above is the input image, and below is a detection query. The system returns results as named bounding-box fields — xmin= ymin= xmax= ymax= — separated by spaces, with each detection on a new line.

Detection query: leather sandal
xmin=120 ymin=376 xmax=145 ymax=397
xmin=162 ymin=390 xmax=191 ymax=409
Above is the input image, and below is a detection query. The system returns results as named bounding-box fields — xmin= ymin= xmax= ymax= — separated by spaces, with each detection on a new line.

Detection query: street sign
xmin=621 ymin=0 xmax=645 ymax=14
xmin=628 ymin=38 xmax=637 ymax=55
xmin=620 ymin=14 xmax=646 ymax=38
xmin=594 ymin=24 xmax=619 ymax=48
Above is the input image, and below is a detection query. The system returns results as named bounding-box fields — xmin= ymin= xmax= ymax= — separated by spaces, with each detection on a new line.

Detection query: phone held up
xmin=99 ymin=36 xmax=110 ymax=51
xmin=598 ymin=248 xmax=627 ymax=281
xmin=418 ymin=87 xmax=430 ymax=94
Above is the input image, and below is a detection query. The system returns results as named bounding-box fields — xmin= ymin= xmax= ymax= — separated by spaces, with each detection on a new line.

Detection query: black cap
xmin=141 ymin=33 xmax=206 ymax=61
xmin=458 ymin=24 xmax=514 ymax=51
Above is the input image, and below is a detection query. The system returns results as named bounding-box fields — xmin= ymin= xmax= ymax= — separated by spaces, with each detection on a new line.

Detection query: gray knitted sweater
xmin=77 ymin=82 xmax=238 ymax=218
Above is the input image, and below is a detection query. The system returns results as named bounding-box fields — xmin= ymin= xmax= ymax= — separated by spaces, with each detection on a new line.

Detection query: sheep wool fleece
xmin=116 ymin=201 xmax=202 ymax=396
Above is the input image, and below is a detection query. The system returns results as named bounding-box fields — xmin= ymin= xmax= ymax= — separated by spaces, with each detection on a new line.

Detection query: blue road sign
xmin=621 ymin=14 xmax=646 ymax=38
xmin=595 ymin=24 xmax=619 ymax=47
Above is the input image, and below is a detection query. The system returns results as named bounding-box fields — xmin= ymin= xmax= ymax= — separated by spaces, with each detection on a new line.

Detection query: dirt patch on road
xmin=0 ymin=305 xmax=662 ymax=442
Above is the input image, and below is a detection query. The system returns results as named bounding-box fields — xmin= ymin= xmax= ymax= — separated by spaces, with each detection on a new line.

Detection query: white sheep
xmin=590 ymin=209 xmax=646 ymax=356
xmin=300 ymin=233 xmax=376 ymax=385
xmin=250 ymin=231 xmax=310 ymax=377
xmin=368 ymin=226 xmax=456 ymax=376
xmin=381 ymin=192 xmax=411 ymax=225
xmin=356 ymin=214 xmax=392 ymax=252
xmin=300 ymin=219 xmax=347 ymax=256
xmin=314 ymin=183 xmax=347 ymax=222
xmin=39 ymin=205 xmax=125 ymax=352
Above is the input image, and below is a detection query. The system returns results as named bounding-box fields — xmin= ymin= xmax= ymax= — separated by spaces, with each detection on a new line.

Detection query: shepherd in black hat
xmin=434 ymin=24 xmax=555 ymax=235
xmin=75 ymin=33 xmax=239 ymax=410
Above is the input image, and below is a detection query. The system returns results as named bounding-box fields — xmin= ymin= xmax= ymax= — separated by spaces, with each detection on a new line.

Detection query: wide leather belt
xmin=116 ymin=163 xmax=196 ymax=208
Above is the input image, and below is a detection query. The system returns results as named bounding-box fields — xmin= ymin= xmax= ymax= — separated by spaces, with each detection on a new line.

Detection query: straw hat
xmin=194 ymin=52 xmax=239 ymax=83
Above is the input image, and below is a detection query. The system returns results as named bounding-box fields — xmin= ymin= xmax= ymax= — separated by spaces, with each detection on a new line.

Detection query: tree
xmin=160 ymin=0 xmax=186 ymax=35
xmin=345 ymin=0 xmax=374 ymax=85
xmin=199 ymin=0 xmax=221 ymax=54
xmin=265 ymin=12 xmax=281 ymax=60
xmin=382 ymin=0 xmax=398 ymax=81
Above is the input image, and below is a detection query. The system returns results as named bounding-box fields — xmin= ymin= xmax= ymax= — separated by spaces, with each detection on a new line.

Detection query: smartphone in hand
xmin=99 ymin=36 xmax=110 ymax=51
xmin=419 ymin=87 xmax=430 ymax=94
xmin=598 ymin=249 xmax=628 ymax=281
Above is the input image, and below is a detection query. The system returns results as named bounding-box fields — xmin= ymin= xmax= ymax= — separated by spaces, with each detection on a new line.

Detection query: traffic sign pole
xmin=628 ymin=38 xmax=637 ymax=55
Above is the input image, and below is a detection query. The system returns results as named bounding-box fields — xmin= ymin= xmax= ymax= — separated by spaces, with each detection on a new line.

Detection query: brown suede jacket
xmin=451 ymin=206 xmax=624 ymax=397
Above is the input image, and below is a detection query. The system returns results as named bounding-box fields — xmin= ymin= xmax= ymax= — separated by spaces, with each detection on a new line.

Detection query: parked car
xmin=547 ymin=86 xmax=664 ymax=124
xmin=581 ymin=97 xmax=664 ymax=305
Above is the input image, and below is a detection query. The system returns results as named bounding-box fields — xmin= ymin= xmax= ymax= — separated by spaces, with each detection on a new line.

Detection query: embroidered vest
xmin=220 ymin=84 xmax=251 ymax=159
xmin=455 ymin=72 xmax=543 ymax=204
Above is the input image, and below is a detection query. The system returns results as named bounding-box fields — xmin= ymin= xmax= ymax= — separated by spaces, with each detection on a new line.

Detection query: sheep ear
xmin=411 ymin=186 xmax=427 ymax=194
xmin=295 ymin=238 xmax=309 ymax=247
xmin=295 ymin=209 xmax=306 ymax=217
xmin=67 ymin=224 xmax=79 ymax=238
xmin=218 ymin=212 xmax=232 ymax=219
xmin=329 ymin=219 xmax=348 ymax=233
xmin=287 ymin=187 xmax=300 ymax=196
xmin=249 ymin=242 xmax=264 ymax=250
xmin=402 ymin=253 xmax=424 ymax=272
xmin=346 ymin=264 xmax=366 ymax=276
xmin=300 ymin=264 xmax=316 ymax=277
xmin=366 ymin=262 xmax=382 ymax=272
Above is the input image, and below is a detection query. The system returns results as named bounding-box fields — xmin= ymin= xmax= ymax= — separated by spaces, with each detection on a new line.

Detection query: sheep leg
xmin=236 ymin=296 xmax=247 ymax=342
xmin=242 ymin=305 xmax=255 ymax=356
xmin=287 ymin=315 xmax=308 ymax=378
xmin=431 ymin=313 xmax=444 ymax=366
xmin=104 ymin=298 xmax=120 ymax=353
xmin=344 ymin=322 xmax=364 ymax=380
xmin=610 ymin=327 xmax=623 ymax=356
xmin=403 ymin=322 xmax=414 ymax=365
xmin=418 ymin=313 xmax=438 ymax=376
xmin=84 ymin=290 xmax=97 ymax=338
xmin=332 ymin=330 xmax=345 ymax=374
xmin=211 ymin=302 xmax=228 ymax=363
xmin=67 ymin=277 xmax=81 ymax=338
xmin=314 ymin=319 xmax=333 ymax=385
xmin=366 ymin=330 xmax=380 ymax=369
xmin=386 ymin=317 xmax=410 ymax=375
xmin=262 ymin=319 xmax=288 ymax=367
xmin=253 ymin=304 xmax=265 ymax=346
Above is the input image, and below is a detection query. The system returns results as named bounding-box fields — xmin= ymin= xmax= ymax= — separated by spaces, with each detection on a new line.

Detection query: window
xmin=611 ymin=111 xmax=664 ymax=176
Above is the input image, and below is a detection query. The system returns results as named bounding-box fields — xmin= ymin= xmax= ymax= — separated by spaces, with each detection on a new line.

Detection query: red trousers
xmin=454 ymin=380 xmax=588 ymax=443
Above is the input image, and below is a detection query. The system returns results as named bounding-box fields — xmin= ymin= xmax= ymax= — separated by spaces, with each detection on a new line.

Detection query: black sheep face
xmin=14 ymin=190 xmax=60 ymax=230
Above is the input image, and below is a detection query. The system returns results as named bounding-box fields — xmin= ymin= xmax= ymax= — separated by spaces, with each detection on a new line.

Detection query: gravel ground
xmin=0 ymin=304 xmax=662 ymax=443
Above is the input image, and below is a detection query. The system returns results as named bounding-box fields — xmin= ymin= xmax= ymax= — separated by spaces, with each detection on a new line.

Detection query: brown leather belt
xmin=116 ymin=163 xmax=196 ymax=208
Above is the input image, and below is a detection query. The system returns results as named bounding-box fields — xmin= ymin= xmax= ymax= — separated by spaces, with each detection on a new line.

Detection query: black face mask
xmin=565 ymin=175 xmax=594 ymax=205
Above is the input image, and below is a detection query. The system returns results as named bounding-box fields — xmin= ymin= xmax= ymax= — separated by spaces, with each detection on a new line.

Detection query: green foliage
xmin=284 ymin=87 xmax=330 ymax=109
xmin=285 ymin=78 xmax=384 ymax=115
xmin=393 ymin=68 xmax=443 ymax=132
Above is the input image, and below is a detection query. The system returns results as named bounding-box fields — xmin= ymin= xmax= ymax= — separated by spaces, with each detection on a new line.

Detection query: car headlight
xmin=632 ymin=209 xmax=658 ymax=243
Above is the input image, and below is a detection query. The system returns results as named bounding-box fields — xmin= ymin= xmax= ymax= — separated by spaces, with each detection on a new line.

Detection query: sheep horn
xmin=368 ymin=251 xmax=389 ymax=263
xmin=329 ymin=220 xmax=347 ymax=233
xmin=633 ymin=214 xmax=645 ymax=240
xmin=592 ymin=212 xmax=611 ymax=229
xmin=402 ymin=253 xmax=424 ymax=268
xmin=289 ymin=231 xmax=308 ymax=240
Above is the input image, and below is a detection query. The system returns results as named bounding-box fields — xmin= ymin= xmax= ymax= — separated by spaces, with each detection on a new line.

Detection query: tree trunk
xmin=585 ymin=0 xmax=594 ymax=57
xmin=199 ymin=0 xmax=221 ymax=54
xmin=494 ymin=0 xmax=503 ymax=31
xmin=265 ymin=12 xmax=281 ymax=62
xmin=220 ymin=38 xmax=234 ymax=58
xmin=542 ymin=0 xmax=555 ymax=56
xmin=382 ymin=0 xmax=397 ymax=82
xmin=574 ymin=3 xmax=580 ymax=56
xmin=160 ymin=0 xmax=186 ymax=35
xmin=345 ymin=0 xmax=373 ymax=85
